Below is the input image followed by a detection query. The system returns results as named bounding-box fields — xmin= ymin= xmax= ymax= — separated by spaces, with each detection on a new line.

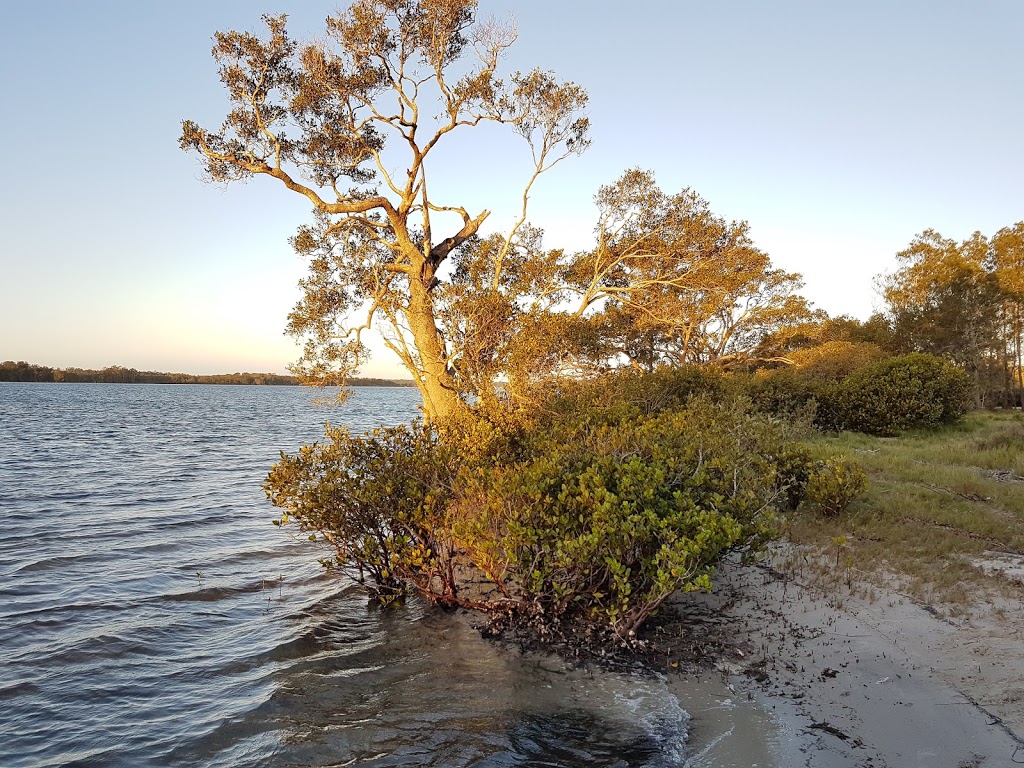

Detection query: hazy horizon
xmin=0 ymin=359 xmax=416 ymax=379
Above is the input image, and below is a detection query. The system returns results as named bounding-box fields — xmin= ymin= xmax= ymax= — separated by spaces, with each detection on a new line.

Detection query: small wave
xmin=256 ymin=618 xmax=379 ymax=665
xmin=198 ymin=548 xmax=303 ymax=568
xmin=162 ymin=585 xmax=252 ymax=603
xmin=574 ymin=671 xmax=690 ymax=766
xmin=158 ymin=574 xmax=300 ymax=602
xmin=0 ymin=680 xmax=39 ymax=702
xmin=8 ymin=552 xmax=109 ymax=575
xmin=0 ymin=600 xmax=135 ymax=635
xmin=37 ymin=633 xmax=149 ymax=666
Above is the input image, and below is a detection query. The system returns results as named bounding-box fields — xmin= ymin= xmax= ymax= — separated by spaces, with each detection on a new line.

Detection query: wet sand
xmin=456 ymin=544 xmax=1024 ymax=765
xmin=664 ymin=552 xmax=1024 ymax=766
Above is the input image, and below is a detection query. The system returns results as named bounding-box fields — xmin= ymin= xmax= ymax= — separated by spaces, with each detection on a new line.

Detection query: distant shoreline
xmin=0 ymin=380 xmax=418 ymax=387
xmin=0 ymin=361 xmax=416 ymax=387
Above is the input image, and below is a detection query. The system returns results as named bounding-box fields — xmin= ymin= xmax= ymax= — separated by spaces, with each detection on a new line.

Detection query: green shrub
xmin=265 ymin=371 xmax=865 ymax=643
xmin=742 ymin=352 xmax=972 ymax=436
xmin=263 ymin=424 xmax=460 ymax=605
xmin=451 ymin=399 xmax=807 ymax=638
xmin=835 ymin=353 xmax=972 ymax=436
xmin=741 ymin=342 xmax=882 ymax=432
xmin=803 ymin=457 xmax=868 ymax=517
xmin=787 ymin=340 xmax=884 ymax=381
xmin=744 ymin=369 xmax=818 ymax=417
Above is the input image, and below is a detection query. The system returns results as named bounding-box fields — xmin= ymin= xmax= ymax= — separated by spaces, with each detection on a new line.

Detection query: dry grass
xmin=784 ymin=410 xmax=1024 ymax=606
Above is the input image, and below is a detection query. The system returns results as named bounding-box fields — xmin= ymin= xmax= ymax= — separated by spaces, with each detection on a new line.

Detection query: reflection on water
xmin=0 ymin=383 xmax=780 ymax=767
xmin=206 ymin=603 xmax=693 ymax=768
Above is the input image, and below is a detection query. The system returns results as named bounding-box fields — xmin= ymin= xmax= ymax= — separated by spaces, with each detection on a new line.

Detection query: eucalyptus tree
xmin=882 ymin=230 xmax=1002 ymax=364
xmin=181 ymin=1 xmax=589 ymax=421
xmin=561 ymin=170 xmax=812 ymax=371
xmin=880 ymin=229 xmax=1005 ymax=404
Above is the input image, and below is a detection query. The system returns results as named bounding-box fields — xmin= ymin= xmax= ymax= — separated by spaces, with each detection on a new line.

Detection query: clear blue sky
xmin=2 ymin=1 xmax=1021 ymax=376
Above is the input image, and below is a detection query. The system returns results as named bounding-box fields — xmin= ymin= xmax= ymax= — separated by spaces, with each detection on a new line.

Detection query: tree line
xmin=0 ymin=361 xmax=414 ymax=387
xmin=739 ymin=222 xmax=1024 ymax=409
xmin=880 ymin=225 xmax=1024 ymax=407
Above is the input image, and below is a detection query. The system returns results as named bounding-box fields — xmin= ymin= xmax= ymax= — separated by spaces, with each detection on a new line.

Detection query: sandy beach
xmin=660 ymin=550 xmax=1024 ymax=766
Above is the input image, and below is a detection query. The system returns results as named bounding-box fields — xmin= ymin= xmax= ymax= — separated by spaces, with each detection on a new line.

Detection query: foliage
xmin=743 ymin=352 xmax=971 ymax=437
xmin=0 ymin=361 xmax=412 ymax=386
xmin=264 ymin=370 xmax=846 ymax=642
xmin=786 ymin=340 xmax=884 ymax=381
xmin=264 ymin=424 xmax=460 ymax=604
xmin=0 ymin=361 xmax=56 ymax=382
xmin=182 ymin=8 xmax=814 ymax=418
xmin=741 ymin=341 xmax=882 ymax=431
xmin=992 ymin=223 xmax=1024 ymax=396
xmin=561 ymin=170 xmax=814 ymax=371
xmin=745 ymin=310 xmax=897 ymax=366
xmin=834 ymin=354 xmax=972 ymax=436
xmin=883 ymin=231 xmax=999 ymax=372
xmin=445 ymin=169 xmax=818 ymax=398
xmin=803 ymin=457 xmax=868 ymax=517
xmin=741 ymin=366 xmax=842 ymax=431
xmin=534 ymin=365 xmax=728 ymax=424
xmin=451 ymin=399 xmax=808 ymax=637
xmin=880 ymin=225 xmax=1024 ymax=407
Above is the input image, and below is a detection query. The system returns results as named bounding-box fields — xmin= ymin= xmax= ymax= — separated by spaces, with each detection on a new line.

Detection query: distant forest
xmin=0 ymin=361 xmax=415 ymax=387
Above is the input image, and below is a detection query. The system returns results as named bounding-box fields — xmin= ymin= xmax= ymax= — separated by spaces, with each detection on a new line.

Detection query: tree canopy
xmin=879 ymin=224 xmax=1024 ymax=405
xmin=565 ymin=170 xmax=811 ymax=372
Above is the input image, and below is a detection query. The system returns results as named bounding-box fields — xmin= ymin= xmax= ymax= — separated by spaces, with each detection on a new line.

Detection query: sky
xmin=1 ymin=1 xmax=1021 ymax=377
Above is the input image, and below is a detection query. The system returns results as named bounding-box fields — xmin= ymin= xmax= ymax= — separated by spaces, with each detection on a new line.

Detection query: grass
xmin=784 ymin=410 xmax=1024 ymax=607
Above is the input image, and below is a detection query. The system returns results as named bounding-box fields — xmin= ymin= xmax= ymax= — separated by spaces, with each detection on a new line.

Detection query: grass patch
xmin=788 ymin=410 xmax=1024 ymax=604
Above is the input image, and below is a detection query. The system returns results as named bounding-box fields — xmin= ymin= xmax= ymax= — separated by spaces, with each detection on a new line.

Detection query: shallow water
xmin=0 ymin=383 xmax=781 ymax=767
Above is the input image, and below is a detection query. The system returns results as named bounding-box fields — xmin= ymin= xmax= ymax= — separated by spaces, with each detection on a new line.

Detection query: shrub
xmin=743 ymin=352 xmax=972 ymax=436
xmin=535 ymin=366 xmax=726 ymax=426
xmin=265 ymin=372 xmax=864 ymax=644
xmin=803 ymin=457 xmax=868 ymax=517
xmin=263 ymin=424 xmax=460 ymax=605
xmin=742 ymin=342 xmax=882 ymax=431
xmin=835 ymin=353 xmax=972 ymax=436
xmin=451 ymin=399 xmax=807 ymax=638
xmin=744 ymin=368 xmax=823 ymax=420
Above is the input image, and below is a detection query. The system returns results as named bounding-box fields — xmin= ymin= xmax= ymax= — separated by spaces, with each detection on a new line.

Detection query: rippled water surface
xmin=0 ymin=384 xmax=776 ymax=768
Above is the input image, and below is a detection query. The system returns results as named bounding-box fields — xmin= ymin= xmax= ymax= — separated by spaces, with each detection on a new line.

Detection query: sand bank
xmin=664 ymin=552 xmax=1024 ymax=766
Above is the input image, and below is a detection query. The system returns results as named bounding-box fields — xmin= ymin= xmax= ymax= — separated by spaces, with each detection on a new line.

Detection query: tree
xmin=561 ymin=170 xmax=812 ymax=372
xmin=180 ymin=2 xmax=589 ymax=421
xmin=0 ymin=361 xmax=55 ymax=382
xmin=992 ymin=222 xmax=1024 ymax=387
xmin=425 ymin=170 xmax=815 ymax=399
xmin=751 ymin=312 xmax=896 ymax=368
xmin=881 ymin=229 xmax=1005 ymax=405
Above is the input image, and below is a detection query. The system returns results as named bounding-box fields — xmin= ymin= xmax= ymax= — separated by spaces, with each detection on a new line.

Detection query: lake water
xmin=0 ymin=384 xmax=781 ymax=767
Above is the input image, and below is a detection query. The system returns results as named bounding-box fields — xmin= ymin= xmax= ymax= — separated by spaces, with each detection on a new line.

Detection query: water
xmin=0 ymin=383 xmax=778 ymax=767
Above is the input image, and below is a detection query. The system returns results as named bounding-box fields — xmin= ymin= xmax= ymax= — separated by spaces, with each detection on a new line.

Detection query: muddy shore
xmin=651 ymin=551 xmax=1024 ymax=766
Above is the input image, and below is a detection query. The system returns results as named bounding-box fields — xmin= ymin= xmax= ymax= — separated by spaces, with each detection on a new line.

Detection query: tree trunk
xmin=1015 ymin=314 xmax=1023 ymax=390
xmin=407 ymin=278 xmax=465 ymax=422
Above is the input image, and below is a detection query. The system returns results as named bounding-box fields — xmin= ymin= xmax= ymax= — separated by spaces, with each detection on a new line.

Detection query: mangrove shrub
xmin=265 ymin=383 xmax=847 ymax=640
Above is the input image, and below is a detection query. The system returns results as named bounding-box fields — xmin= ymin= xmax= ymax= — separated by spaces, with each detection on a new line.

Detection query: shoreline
xmin=655 ymin=550 xmax=1024 ymax=766
xmin=456 ymin=536 xmax=1024 ymax=764
xmin=0 ymin=379 xmax=417 ymax=387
